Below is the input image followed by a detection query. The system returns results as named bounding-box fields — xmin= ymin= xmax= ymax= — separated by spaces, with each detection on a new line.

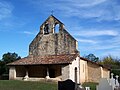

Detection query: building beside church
xmin=8 ymin=15 xmax=110 ymax=83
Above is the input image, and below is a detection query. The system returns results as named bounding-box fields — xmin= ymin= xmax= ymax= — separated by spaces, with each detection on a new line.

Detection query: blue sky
xmin=0 ymin=0 xmax=120 ymax=59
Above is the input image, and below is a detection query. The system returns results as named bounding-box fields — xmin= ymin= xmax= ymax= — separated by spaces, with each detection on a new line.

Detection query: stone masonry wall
xmin=57 ymin=29 xmax=77 ymax=55
xmin=29 ymin=34 xmax=56 ymax=56
xmin=87 ymin=62 xmax=102 ymax=82
xmin=29 ymin=29 xmax=77 ymax=56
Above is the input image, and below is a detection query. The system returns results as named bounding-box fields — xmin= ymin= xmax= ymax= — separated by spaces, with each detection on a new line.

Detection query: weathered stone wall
xmin=29 ymin=34 xmax=56 ymax=56
xmin=57 ymin=29 xmax=78 ymax=55
xmin=87 ymin=62 xmax=101 ymax=82
xmin=29 ymin=32 xmax=43 ymax=55
xmin=29 ymin=15 xmax=78 ymax=56
xmin=29 ymin=29 xmax=78 ymax=56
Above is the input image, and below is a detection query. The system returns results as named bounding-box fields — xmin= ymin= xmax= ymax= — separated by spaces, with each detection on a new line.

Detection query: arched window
xmin=55 ymin=24 xmax=59 ymax=33
xmin=44 ymin=23 xmax=49 ymax=34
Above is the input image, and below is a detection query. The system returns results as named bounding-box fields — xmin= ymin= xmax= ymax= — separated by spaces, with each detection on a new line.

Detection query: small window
xmin=55 ymin=24 xmax=59 ymax=33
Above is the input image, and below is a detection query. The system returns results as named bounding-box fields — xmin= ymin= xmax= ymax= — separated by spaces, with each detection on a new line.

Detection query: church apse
xmin=29 ymin=15 xmax=78 ymax=56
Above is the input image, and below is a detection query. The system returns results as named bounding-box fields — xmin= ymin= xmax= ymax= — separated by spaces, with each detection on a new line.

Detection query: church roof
xmin=8 ymin=54 xmax=78 ymax=66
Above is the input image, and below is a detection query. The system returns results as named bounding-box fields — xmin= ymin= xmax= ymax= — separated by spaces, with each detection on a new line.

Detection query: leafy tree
xmin=0 ymin=61 xmax=6 ymax=75
xmin=0 ymin=52 xmax=21 ymax=75
xmin=99 ymin=55 xmax=119 ymax=68
xmin=2 ymin=52 xmax=21 ymax=64
xmin=100 ymin=55 xmax=120 ymax=82
xmin=83 ymin=53 xmax=99 ymax=62
xmin=101 ymin=55 xmax=114 ymax=63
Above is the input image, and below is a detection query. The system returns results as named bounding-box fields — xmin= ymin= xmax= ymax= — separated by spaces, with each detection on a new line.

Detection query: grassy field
xmin=0 ymin=80 xmax=98 ymax=90
xmin=82 ymin=82 xmax=98 ymax=90
xmin=0 ymin=80 xmax=57 ymax=90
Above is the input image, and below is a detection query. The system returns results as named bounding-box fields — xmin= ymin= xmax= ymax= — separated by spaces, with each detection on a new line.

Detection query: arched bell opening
xmin=55 ymin=24 xmax=60 ymax=33
xmin=43 ymin=23 xmax=49 ymax=35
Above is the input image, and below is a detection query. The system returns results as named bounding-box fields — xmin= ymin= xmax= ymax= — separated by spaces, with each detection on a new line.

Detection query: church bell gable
xmin=29 ymin=15 xmax=78 ymax=56
xmin=40 ymin=15 xmax=64 ymax=35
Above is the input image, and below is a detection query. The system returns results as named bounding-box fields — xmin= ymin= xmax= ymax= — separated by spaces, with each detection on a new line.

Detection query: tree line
xmin=0 ymin=52 xmax=21 ymax=77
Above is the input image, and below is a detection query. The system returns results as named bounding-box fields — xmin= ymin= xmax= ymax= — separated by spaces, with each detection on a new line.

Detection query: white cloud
xmin=93 ymin=44 xmax=119 ymax=50
xmin=0 ymin=1 xmax=13 ymax=20
xmin=73 ymin=30 xmax=118 ymax=37
xmin=76 ymin=0 xmax=107 ymax=7
xmin=29 ymin=0 xmax=120 ymax=21
xmin=102 ymin=49 xmax=120 ymax=58
xmin=23 ymin=31 xmax=38 ymax=35
xmin=0 ymin=1 xmax=29 ymax=32
xmin=77 ymin=38 xmax=97 ymax=44
xmin=77 ymin=30 xmax=120 ymax=57
xmin=78 ymin=34 xmax=120 ymax=57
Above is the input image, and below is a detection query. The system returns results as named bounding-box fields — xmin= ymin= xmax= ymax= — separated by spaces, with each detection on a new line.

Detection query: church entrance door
xmin=75 ymin=67 xmax=77 ymax=83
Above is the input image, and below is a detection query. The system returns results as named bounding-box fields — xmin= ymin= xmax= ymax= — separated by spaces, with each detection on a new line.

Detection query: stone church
xmin=8 ymin=15 xmax=110 ymax=83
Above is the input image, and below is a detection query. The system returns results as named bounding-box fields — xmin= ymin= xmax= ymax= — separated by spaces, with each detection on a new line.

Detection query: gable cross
xmin=51 ymin=10 xmax=54 ymax=15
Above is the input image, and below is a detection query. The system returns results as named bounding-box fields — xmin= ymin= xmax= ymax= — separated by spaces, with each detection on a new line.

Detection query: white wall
xmin=9 ymin=66 xmax=16 ymax=80
xmin=79 ymin=59 xmax=88 ymax=83
xmin=103 ymin=68 xmax=110 ymax=79
xmin=62 ymin=65 xmax=70 ymax=81
xmin=69 ymin=56 xmax=80 ymax=83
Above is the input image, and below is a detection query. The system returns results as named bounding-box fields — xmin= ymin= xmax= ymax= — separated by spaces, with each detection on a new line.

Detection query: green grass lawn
xmin=82 ymin=82 xmax=98 ymax=90
xmin=0 ymin=80 xmax=57 ymax=90
xmin=0 ymin=80 xmax=99 ymax=90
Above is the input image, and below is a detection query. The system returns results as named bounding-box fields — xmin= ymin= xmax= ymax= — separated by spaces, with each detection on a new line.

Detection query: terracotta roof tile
xmin=7 ymin=54 xmax=78 ymax=66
